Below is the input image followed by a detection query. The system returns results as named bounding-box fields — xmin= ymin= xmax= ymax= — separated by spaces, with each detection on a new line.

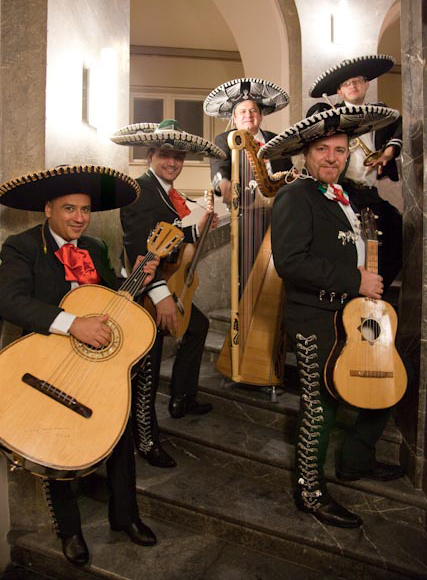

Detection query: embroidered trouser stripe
xmin=132 ymin=355 xmax=157 ymax=453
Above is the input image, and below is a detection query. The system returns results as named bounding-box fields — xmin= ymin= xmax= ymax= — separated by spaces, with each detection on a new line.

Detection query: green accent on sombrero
xmin=156 ymin=119 xmax=183 ymax=132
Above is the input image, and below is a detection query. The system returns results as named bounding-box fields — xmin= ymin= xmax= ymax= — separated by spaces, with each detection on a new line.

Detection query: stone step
xmin=10 ymin=489 xmax=325 ymax=580
xmin=154 ymin=392 xmax=425 ymax=511
xmin=133 ymin=436 xmax=427 ymax=580
xmin=208 ymin=308 xmax=230 ymax=333
xmin=159 ymin=355 xmax=403 ymax=450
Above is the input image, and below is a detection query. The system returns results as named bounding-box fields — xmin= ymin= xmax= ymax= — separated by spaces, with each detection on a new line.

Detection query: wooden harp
xmin=216 ymin=129 xmax=292 ymax=386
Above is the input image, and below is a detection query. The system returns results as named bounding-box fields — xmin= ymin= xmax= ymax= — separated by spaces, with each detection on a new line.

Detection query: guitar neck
xmin=366 ymin=240 xmax=379 ymax=274
xmin=119 ymin=251 xmax=156 ymax=298
xmin=188 ymin=211 xmax=214 ymax=276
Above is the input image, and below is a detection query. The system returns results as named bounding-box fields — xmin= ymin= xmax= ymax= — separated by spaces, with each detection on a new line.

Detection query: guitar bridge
xmin=349 ymin=370 xmax=393 ymax=378
xmin=22 ymin=373 xmax=92 ymax=418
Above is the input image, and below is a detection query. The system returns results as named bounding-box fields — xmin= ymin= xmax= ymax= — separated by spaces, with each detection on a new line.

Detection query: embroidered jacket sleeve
xmin=271 ymin=185 xmax=361 ymax=298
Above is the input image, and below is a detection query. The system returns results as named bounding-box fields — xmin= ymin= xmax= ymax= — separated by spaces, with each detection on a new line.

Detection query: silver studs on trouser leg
xmin=134 ymin=356 xmax=154 ymax=453
xmin=295 ymin=333 xmax=324 ymax=511
xmin=41 ymin=479 xmax=60 ymax=534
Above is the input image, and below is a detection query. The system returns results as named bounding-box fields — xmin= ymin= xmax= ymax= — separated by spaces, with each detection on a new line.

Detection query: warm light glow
xmin=89 ymin=48 xmax=119 ymax=143
xmin=331 ymin=0 xmax=353 ymax=47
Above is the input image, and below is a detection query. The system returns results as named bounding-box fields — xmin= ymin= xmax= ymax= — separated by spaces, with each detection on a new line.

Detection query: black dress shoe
xmin=336 ymin=461 xmax=405 ymax=482
xmin=295 ymin=493 xmax=362 ymax=529
xmin=169 ymin=396 xmax=187 ymax=419
xmin=111 ymin=519 xmax=157 ymax=546
xmin=186 ymin=396 xmax=212 ymax=416
xmin=139 ymin=444 xmax=177 ymax=468
xmin=61 ymin=533 xmax=89 ymax=566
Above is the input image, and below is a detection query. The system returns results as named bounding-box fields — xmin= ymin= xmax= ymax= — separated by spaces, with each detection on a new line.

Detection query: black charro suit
xmin=271 ymin=178 xmax=391 ymax=510
xmin=120 ymin=170 xmax=209 ymax=452
xmin=210 ymin=129 xmax=292 ymax=192
xmin=0 ymin=224 xmax=140 ymax=537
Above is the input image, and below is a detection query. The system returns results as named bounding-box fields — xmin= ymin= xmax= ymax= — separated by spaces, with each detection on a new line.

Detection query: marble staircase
xmin=4 ymin=309 xmax=427 ymax=580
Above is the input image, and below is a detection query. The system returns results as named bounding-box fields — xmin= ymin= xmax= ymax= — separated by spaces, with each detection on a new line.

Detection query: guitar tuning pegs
xmin=377 ymin=230 xmax=383 ymax=236
xmin=374 ymin=214 xmax=379 ymax=219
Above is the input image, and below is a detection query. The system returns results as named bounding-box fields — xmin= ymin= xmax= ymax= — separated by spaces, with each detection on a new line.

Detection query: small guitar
xmin=324 ymin=208 xmax=407 ymax=409
xmin=0 ymin=222 xmax=184 ymax=478
xmin=167 ymin=190 xmax=215 ymax=337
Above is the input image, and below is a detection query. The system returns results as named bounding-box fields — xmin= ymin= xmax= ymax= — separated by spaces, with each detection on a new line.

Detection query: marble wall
xmin=398 ymin=0 xmax=427 ymax=493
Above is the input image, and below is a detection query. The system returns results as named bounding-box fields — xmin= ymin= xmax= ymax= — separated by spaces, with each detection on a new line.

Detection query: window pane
xmin=175 ymin=100 xmax=204 ymax=161
xmin=133 ymin=98 xmax=163 ymax=160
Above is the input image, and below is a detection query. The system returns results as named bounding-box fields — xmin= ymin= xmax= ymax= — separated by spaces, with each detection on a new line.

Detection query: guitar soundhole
xmin=360 ymin=318 xmax=381 ymax=342
xmin=71 ymin=316 xmax=123 ymax=360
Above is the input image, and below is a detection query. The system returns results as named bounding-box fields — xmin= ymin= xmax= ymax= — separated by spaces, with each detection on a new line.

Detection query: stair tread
xmin=154 ymin=394 xmax=425 ymax=508
xmin=12 ymin=498 xmax=324 ymax=580
xmin=135 ymin=439 xmax=427 ymax=579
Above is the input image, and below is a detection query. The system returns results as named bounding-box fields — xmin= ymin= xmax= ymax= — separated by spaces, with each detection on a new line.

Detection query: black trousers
xmin=131 ymin=303 xmax=209 ymax=451
xmin=285 ymin=302 xmax=390 ymax=507
xmin=43 ymin=421 xmax=139 ymax=537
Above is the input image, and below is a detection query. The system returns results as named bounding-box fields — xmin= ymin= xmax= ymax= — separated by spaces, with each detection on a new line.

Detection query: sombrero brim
xmin=0 ymin=165 xmax=139 ymax=212
xmin=258 ymin=105 xmax=399 ymax=160
xmin=203 ymin=77 xmax=289 ymax=119
xmin=111 ymin=124 xmax=226 ymax=160
xmin=309 ymin=55 xmax=395 ymax=97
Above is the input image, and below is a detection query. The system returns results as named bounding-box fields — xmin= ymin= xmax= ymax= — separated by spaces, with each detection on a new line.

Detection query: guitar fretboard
xmin=366 ymin=240 xmax=379 ymax=274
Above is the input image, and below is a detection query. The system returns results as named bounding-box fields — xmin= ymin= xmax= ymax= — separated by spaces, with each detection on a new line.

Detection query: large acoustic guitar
xmin=0 ymin=222 xmax=184 ymax=478
xmin=324 ymin=208 xmax=407 ymax=409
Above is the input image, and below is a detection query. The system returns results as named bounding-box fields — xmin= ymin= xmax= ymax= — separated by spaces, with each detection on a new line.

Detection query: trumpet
xmin=349 ymin=137 xmax=383 ymax=166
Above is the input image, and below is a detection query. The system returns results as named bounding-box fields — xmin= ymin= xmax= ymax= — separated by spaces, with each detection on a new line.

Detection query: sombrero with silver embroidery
xmin=111 ymin=119 xmax=226 ymax=159
xmin=258 ymin=105 xmax=399 ymax=160
xmin=0 ymin=165 xmax=140 ymax=212
xmin=203 ymin=78 xmax=289 ymax=119
xmin=309 ymin=55 xmax=395 ymax=98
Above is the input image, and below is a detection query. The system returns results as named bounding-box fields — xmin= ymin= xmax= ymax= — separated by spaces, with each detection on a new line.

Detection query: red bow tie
xmin=55 ymin=243 xmax=101 ymax=285
xmin=168 ymin=187 xmax=191 ymax=220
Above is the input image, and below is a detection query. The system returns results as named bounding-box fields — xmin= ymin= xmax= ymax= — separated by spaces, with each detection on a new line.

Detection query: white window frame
xmin=129 ymin=86 xmax=216 ymax=167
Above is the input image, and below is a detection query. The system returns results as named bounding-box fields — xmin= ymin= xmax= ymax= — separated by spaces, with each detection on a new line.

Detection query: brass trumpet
xmin=349 ymin=137 xmax=383 ymax=166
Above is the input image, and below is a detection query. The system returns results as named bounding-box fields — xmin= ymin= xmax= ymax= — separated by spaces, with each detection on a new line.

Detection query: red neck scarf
xmin=318 ymin=183 xmax=350 ymax=206
xmin=55 ymin=243 xmax=101 ymax=285
xmin=168 ymin=187 xmax=191 ymax=219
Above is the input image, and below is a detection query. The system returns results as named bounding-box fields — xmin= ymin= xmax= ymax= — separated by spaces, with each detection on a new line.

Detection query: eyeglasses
xmin=340 ymin=77 xmax=367 ymax=88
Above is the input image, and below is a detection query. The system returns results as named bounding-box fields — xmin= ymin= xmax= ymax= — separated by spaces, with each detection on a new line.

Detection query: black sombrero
xmin=111 ymin=119 xmax=226 ymax=159
xmin=258 ymin=105 xmax=399 ymax=160
xmin=0 ymin=165 xmax=140 ymax=212
xmin=309 ymin=55 xmax=395 ymax=98
xmin=203 ymin=78 xmax=289 ymax=119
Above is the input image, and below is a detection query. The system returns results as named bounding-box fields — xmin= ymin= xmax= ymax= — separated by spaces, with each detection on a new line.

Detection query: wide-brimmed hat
xmin=258 ymin=104 xmax=399 ymax=160
xmin=111 ymin=119 xmax=226 ymax=159
xmin=203 ymin=78 xmax=289 ymax=119
xmin=309 ymin=55 xmax=395 ymax=98
xmin=0 ymin=165 xmax=139 ymax=212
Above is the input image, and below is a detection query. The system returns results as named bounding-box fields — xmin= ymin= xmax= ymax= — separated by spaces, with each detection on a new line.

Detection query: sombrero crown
xmin=111 ymin=119 xmax=226 ymax=159
xmin=0 ymin=165 xmax=139 ymax=212
xmin=309 ymin=54 xmax=395 ymax=98
xmin=203 ymin=78 xmax=290 ymax=119
xmin=258 ymin=104 xmax=399 ymax=160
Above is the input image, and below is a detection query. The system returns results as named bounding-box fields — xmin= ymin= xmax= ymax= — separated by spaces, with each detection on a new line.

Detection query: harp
xmin=216 ymin=129 xmax=292 ymax=387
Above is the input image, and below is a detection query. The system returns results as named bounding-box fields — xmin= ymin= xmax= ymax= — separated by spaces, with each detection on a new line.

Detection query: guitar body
xmin=167 ymin=243 xmax=199 ymax=338
xmin=0 ymin=284 xmax=156 ymax=476
xmin=325 ymin=297 xmax=407 ymax=409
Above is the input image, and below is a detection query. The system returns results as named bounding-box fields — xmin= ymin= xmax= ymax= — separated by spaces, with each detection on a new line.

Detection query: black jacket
xmin=0 ymin=224 xmax=117 ymax=335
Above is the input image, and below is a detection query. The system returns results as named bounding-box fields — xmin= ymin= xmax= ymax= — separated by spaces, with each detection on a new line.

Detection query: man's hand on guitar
xmin=69 ymin=314 xmax=111 ymax=347
xmin=198 ymin=211 xmax=219 ymax=233
xmin=132 ymin=255 xmax=160 ymax=286
xmin=358 ymin=267 xmax=384 ymax=299
xmin=155 ymin=295 xmax=178 ymax=334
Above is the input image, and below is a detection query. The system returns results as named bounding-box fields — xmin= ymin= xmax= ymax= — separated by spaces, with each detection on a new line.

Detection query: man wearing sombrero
xmin=112 ymin=120 xmax=224 ymax=468
xmin=260 ymin=105 xmax=405 ymax=528
xmin=309 ymin=55 xmax=402 ymax=290
xmin=0 ymin=166 xmax=159 ymax=565
xmin=204 ymin=78 xmax=292 ymax=203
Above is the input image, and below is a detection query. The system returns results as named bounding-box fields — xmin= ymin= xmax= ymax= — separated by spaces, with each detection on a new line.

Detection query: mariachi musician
xmin=261 ymin=105 xmax=405 ymax=529
xmin=112 ymin=119 xmax=224 ymax=468
xmin=204 ymin=78 xmax=293 ymax=389
xmin=309 ymin=55 xmax=402 ymax=290
xmin=0 ymin=166 xmax=158 ymax=566
xmin=205 ymin=77 xmax=292 ymax=204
